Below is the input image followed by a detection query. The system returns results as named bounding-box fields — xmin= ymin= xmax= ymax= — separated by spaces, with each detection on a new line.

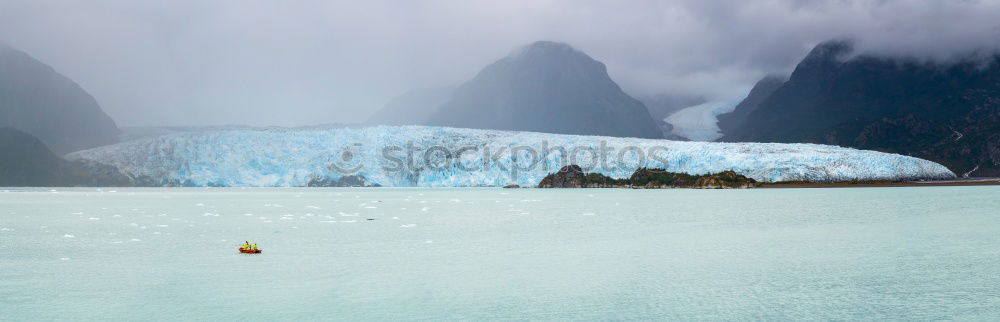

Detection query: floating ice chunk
xmin=400 ymin=224 xmax=416 ymax=228
xmin=421 ymin=207 xmax=430 ymax=212
xmin=243 ymin=213 xmax=253 ymax=216
xmin=60 ymin=258 xmax=70 ymax=261
xmin=306 ymin=205 xmax=321 ymax=210
xmin=130 ymin=238 xmax=141 ymax=242
xmin=88 ymin=217 xmax=100 ymax=220
xmin=71 ymin=212 xmax=84 ymax=215
xmin=64 ymin=234 xmax=75 ymax=238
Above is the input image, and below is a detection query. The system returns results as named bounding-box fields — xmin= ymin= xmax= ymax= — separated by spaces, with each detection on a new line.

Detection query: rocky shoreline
xmin=537 ymin=165 xmax=759 ymax=189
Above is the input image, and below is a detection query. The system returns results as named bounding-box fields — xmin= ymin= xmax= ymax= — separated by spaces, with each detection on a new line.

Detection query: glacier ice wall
xmin=66 ymin=126 xmax=955 ymax=187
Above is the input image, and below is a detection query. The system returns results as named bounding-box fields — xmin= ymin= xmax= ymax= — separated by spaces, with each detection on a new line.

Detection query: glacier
xmin=65 ymin=125 xmax=955 ymax=187
xmin=664 ymin=96 xmax=745 ymax=141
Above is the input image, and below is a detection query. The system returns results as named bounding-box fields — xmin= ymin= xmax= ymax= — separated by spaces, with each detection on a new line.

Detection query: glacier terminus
xmin=66 ymin=126 xmax=956 ymax=187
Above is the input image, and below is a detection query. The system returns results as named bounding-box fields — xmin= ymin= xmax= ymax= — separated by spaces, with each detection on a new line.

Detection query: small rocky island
xmin=538 ymin=165 xmax=759 ymax=189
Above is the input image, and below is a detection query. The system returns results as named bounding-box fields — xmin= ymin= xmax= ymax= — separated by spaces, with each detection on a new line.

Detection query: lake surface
xmin=2 ymin=187 xmax=999 ymax=320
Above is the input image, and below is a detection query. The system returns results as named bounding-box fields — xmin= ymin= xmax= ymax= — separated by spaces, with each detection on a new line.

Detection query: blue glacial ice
xmin=65 ymin=125 xmax=955 ymax=187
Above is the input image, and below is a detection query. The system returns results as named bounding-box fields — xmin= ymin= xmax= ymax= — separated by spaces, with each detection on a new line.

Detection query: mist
xmin=1 ymin=0 xmax=998 ymax=127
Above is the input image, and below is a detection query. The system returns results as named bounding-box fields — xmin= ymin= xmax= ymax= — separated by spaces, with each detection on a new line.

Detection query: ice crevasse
xmin=66 ymin=125 xmax=955 ymax=187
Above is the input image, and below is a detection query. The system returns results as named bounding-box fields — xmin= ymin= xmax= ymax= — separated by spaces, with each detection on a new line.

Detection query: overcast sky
xmin=1 ymin=0 xmax=999 ymax=127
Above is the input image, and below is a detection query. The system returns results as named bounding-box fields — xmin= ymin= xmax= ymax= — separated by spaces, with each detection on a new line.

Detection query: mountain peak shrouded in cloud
xmin=722 ymin=39 xmax=1000 ymax=176
xmin=424 ymin=41 xmax=663 ymax=138
xmin=1 ymin=1 xmax=999 ymax=126
xmin=508 ymin=41 xmax=581 ymax=59
xmin=0 ymin=43 xmax=120 ymax=154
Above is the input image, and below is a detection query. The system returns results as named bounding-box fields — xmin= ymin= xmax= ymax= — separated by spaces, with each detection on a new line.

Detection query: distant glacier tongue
xmin=66 ymin=126 xmax=955 ymax=187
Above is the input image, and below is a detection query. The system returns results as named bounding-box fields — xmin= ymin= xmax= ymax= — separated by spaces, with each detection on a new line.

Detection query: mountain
xmin=636 ymin=94 xmax=705 ymax=140
xmin=0 ymin=42 xmax=119 ymax=154
xmin=65 ymin=125 xmax=953 ymax=187
xmin=367 ymin=86 xmax=455 ymax=126
xmin=716 ymin=75 xmax=786 ymax=136
xmin=0 ymin=127 xmax=127 ymax=186
xmin=722 ymin=40 xmax=1000 ymax=177
xmin=425 ymin=41 xmax=663 ymax=139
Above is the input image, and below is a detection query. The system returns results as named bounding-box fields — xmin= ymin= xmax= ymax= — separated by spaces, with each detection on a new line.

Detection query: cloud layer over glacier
xmin=66 ymin=126 xmax=955 ymax=187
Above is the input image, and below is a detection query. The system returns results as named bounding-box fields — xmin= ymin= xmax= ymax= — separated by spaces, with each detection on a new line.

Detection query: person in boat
xmin=243 ymin=241 xmax=250 ymax=250
xmin=252 ymin=243 xmax=258 ymax=251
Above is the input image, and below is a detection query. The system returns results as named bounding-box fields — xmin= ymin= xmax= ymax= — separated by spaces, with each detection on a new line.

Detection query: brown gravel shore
xmin=760 ymin=178 xmax=1000 ymax=188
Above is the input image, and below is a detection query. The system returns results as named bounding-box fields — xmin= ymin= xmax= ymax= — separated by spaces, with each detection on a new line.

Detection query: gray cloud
xmin=1 ymin=0 xmax=998 ymax=127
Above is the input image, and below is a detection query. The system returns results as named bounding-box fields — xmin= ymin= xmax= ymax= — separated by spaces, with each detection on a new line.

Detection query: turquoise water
xmin=1 ymin=187 xmax=999 ymax=320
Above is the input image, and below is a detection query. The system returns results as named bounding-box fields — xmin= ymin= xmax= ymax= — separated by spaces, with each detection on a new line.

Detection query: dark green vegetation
xmin=538 ymin=165 xmax=759 ymax=189
xmin=0 ymin=127 xmax=128 ymax=186
xmin=0 ymin=42 xmax=119 ymax=154
xmin=720 ymin=40 xmax=1000 ymax=177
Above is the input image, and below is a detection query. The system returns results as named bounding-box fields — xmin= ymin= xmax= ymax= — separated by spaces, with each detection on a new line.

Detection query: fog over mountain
xmin=0 ymin=42 xmax=119 ymax=154
xmin=1 ymin=1 xmax=999 ymax=127
xmin=722 ymin=40 xmax=1000 ymax=177
xmin=424 ymin=41 xmax=662 ymax=138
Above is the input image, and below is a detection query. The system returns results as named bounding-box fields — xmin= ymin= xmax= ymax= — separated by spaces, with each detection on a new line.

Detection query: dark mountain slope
xmin=716 ymin=75 xmax=786 ymax=136
xmin=723 ymin=40 xmax=1000 ymax=176
xmin=426 ymin=41 xmax=662 ymax=139
xmin=0 ymin=42 xmax=119 ymax=154
xmin=0 ymin=127 xmax=127 ymax=186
